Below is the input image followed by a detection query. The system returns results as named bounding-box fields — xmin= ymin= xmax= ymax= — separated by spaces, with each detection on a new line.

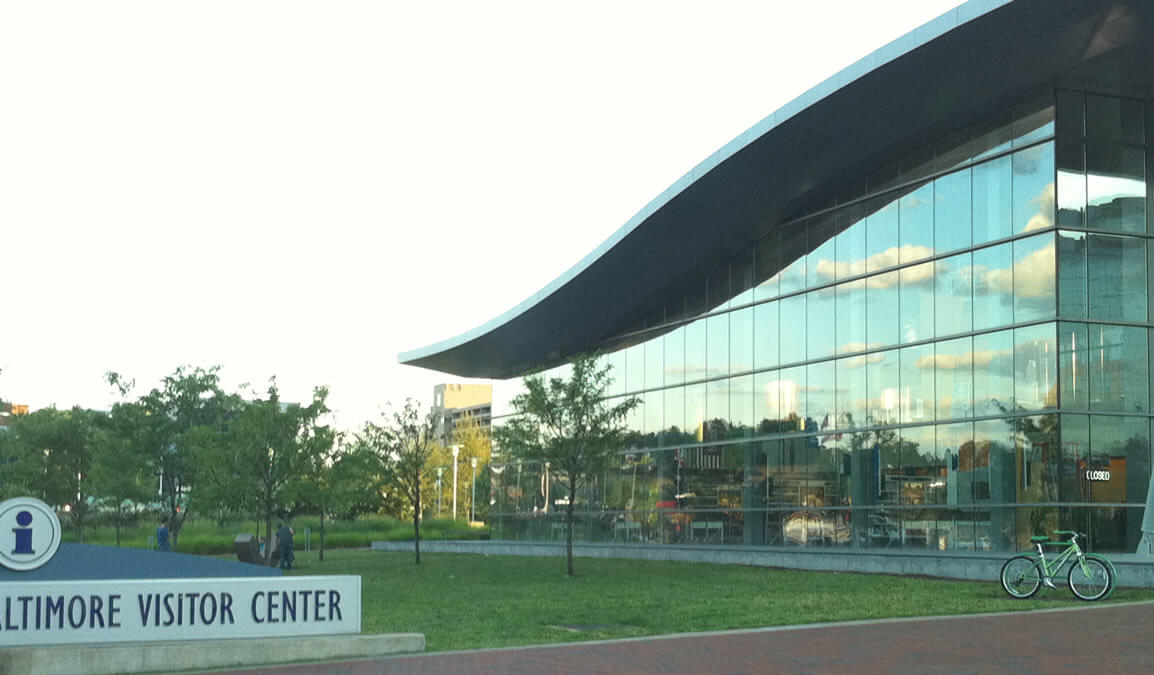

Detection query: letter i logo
xmin=12 ymin=511 xmax=34 ymax=555
xmin=0 ymin=498 xmax=61 ymax=571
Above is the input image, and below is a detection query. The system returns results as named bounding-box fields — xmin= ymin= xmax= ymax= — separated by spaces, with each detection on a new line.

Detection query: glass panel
xmin=836 ymin=354 xmax=868 ymax=429
xmin=606 ymin=350 xmax=626 ymax=397
xmin=899 ymin=183 xmax=934 ymax=264
xmin=706 ymin=378 xmax=729 ymax=441
xmin=1057 ymin=230 xmax=1087 ymax=319
xmin=1087 ymin=234 xmax=1146 ymax=322
xmin=685 ymin=382 xmax=707 ymax=441
xmin=1013 ymin=99 xmax=1055 ymax=147
xmin=973 ymin=419 xmax=1014 ymax=550
xmin=707 ymin=312 xmax=729 ymax=380
xmin=972 ymin=155 xmax=1013 ymax=244
xmin=1088 ymin=324 xmax=1149 ymax=413
xmin=663 ymin=386 xmax=686 ymax=445
xmin=1089 ymin=415 xmax=1150 ymax=504
xmin=939 ymin=420 xmax=976 ymax=505
xmin=867 ymin=348 xmax=900 ymax=426
xmin=973 ymin=113 xmax=1012 ymax=160
xmin=935 ymin=336 xmax=973 ymax=421
xmin=835 ymin=203 xmax=868 ymax=281
xmin=684 ymin=319 xmax=707 ymax=383
xmin=730 ymin=306 xmax=754 ymax=375
xmin=732 ymin=251 xmax=756 ymax=307
xmin=900 ymin=343 xmax=935 ymax=423
xmin=866 ymin=270 xmax=900 ymax=349
xmin=778 ymin=366 xmax=806 ymax=428
xmin=807 ymin=288 xmax=836 ymax=360
xmin=645 ymin=334 xmax=663 ymax=391
xmin=1012 ymin=143 xmax=1055 ymax=235
xmin=972 ymin=242 xmax=1014 ymax=330
xmin=1059 ymin=413 xmax=1089 ymax=504
xmin=1056 ymin=140 xmax=1085 ymax=228
xmin=934 ymin=169 xmax=972 ymax=254
xmin=899 ymin=262 xmax=935 ymax=344
xmin=753 ymin=233 xmax=780 ymax=302
xmin=1055 ymin=90 xmax=1084 ymax=139
xmin=807 ymin=213 xmax=837 ymax=289
xmin=898 ymin=425 xmax=943 ymax=509
xmin=731 ymin=375 xmax=755 ymax=438
xmin=753 ymin=300 xmax=779 ymax=371
xmin=865 ymin=196 xmax=900 ymax=273
xmin=625 ymin=343 xmax=644 ymax=393
xmin=1014 ymin=414 xmax=1060 ymax=507
xmin=685 ymin=276 xmax=707 ymax=318
xmin=807 ymin=361 xmax=835 ymax=434
xmin=1014 ymin=323 xmax=1057 ymax=412
xmin=973 ymin=329 xmax=1015 ymax=417
xmin=643 ymin=390 xmax=663 ymax=444
xmin=1086 ymin=143 xmax=1145 ymax=234
xmin=935 ymin=251 xmax=973 ymax=337
xmin=934 ymin=127 xmax=972 ymax=173
xmin=778 ymin=225 xmax=807 ymax=296
xmin=1086 ymin=94 xmax=1144 ymax=144
xmin=707 ymin=263 xmax=730 ymax=311
xmin=780 ymin=294 xmax=806 ymax=365
xmin=1059 ymin=322 xmax=1089 ymax=411
xmin=753 ymin=371 xmax=779 ymax=432
xmin=835 ymin=279 xmax=867 ymax=355
xmin=664 ymin=324 xmax=686 ymax=387
xmin=1013 ymin=233 xmax=1056 ymax=323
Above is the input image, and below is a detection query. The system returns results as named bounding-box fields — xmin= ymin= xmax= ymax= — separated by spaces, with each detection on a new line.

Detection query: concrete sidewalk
xmin=215 ymin=601 xmax=1154 ymax=674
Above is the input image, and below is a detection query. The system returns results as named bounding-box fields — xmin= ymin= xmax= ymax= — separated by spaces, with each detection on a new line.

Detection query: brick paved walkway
xmin=218 ymin=601 xmax=1154 ymax=674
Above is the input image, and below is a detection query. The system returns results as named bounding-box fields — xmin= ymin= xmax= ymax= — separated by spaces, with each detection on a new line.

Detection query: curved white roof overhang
xmin=401 ymin=0 xmax=1154 ymax=379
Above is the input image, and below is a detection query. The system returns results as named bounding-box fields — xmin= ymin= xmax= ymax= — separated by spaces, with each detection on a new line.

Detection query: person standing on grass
xmin=276 ymin=521 xmax=295 ymax=570
xmin=157 ymin=520 xmax=171 ymax=552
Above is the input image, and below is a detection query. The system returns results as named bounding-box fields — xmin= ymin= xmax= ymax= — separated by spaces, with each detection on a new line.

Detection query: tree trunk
xmin=565 ymin=481 xmax=575 ymax=576
xmin=319 ymin=508 xmax=326 ymax=562
xmin=413 ymin=476 xmax=422 ymax=565
xmin=114 ymin=504 xmax=122 ymax=547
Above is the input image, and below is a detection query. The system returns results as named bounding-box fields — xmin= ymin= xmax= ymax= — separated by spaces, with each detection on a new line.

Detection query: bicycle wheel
xmin=1068 ymin=556 xmax=1113 ymax=601
xmin=1000 ymin=555 xmax=1042 ymax=598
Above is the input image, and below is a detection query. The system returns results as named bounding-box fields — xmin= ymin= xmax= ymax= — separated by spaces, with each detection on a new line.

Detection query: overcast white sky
xmin=0 ymin=0 xmax=964 ymax=430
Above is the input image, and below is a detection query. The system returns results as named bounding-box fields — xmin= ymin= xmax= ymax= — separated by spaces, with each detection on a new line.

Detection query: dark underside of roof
xmin=403 ymin=0 xmax=1154 ymax=379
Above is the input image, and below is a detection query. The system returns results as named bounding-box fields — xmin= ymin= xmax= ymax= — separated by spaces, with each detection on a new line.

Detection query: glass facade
xmin=490 ymin=91 xmax=1154 ymax=555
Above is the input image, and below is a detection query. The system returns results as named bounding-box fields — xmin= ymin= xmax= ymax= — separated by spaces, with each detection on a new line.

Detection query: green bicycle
xmin=1000 ymin=530 xmax=1115 ymax=601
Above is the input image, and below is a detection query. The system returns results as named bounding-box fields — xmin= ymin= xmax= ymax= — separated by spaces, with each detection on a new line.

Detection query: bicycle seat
xmin=1029 ymin=535 xmax=1050 ymax=542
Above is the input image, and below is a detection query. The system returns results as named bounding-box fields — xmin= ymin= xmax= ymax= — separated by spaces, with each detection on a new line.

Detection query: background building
xmin=402 ymin=0 xmax=1154 ymax=554
xmin=432 ymin=383 xmax=492 ymax=445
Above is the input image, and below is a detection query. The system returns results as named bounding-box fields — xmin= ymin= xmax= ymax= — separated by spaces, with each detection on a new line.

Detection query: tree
xmin=90 ymin=400 xmax=153 ymax=546
xmin=107 ymin=366 xmax=241 ymax=551
xmin=361 ymin=399 xmax=437 ymax=564
xmin=494 ymin=355 xmax=637 ymax=576
xmin=0 ymin=406 xmax=103 ymax=541
xmin=447 ymin=412 xmax=491 ymax=523
xmin=296 ymin=433 xmax=382 ymax=561
xmin=197 ymin=381 xmax=334 ymax=559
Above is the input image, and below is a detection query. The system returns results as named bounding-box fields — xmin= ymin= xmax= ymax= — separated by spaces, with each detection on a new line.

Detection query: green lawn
xmin=284 ymin=549 xmax=1154 ymax=652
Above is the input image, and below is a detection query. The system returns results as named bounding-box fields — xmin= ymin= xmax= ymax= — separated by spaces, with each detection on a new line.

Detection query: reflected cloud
xmin=812 ymin=245 xmax=935 ymax=282
xmin=1021 ymin=182 xmax=1055 ymax=233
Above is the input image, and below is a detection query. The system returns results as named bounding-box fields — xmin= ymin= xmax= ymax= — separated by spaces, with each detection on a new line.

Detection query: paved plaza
xmin=216 ymin=600 xmax=1154 ymax=674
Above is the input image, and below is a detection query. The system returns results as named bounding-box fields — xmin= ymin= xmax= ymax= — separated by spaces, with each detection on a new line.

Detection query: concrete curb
xmin=371 ymin=539 xmax=1154 ymax=588
xmin=0 ymin=633 xmax=425 ymax=675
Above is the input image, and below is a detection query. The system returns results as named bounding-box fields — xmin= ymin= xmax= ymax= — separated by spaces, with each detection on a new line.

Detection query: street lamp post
xmin=451 ymin=445 xmax=460 ymax=521
xmin=470 ymin=456 xmax=478 ymax=523
xmin=436 ymin=467 xmax=444 ymax=516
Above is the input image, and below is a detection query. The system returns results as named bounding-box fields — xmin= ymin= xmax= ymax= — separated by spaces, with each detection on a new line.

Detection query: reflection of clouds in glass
xmin=903 ymin=193 xmax=930 ymax=209
xmin=813 ymin=245 xmax=934 ymax=282
xmin=837 ymin=346 xmax=888 ymax=369
xmin=913 ymin=347 xmax=1013 ymax=371
xmin=968 ymin=239 xmax=1054 ymax=300
xmin=1014 ymin=144 xmax=1047 ymax=173
xmin=1021 ymin=182 xmax=1055 ymax=233
xmin=1088 ymin=175 xmax=1146 ymax=206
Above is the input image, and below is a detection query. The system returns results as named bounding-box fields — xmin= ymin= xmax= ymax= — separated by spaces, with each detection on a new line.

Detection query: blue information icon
xmin=0 ymin=497 xmax=61 ymax=571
